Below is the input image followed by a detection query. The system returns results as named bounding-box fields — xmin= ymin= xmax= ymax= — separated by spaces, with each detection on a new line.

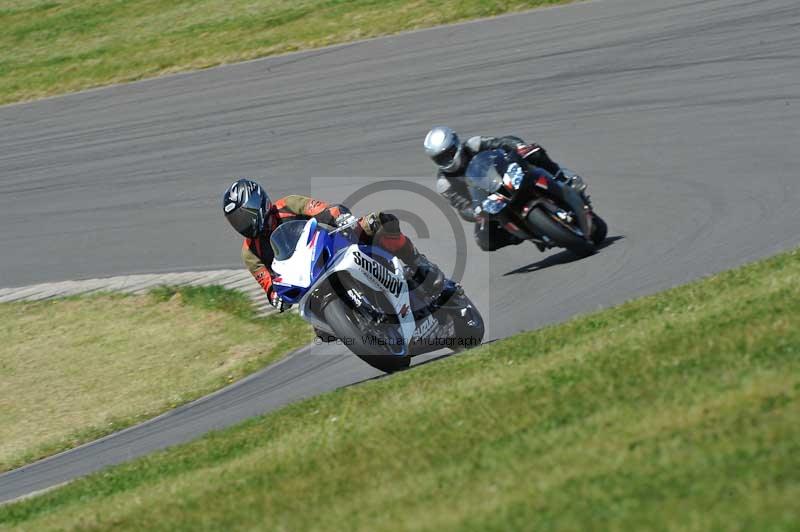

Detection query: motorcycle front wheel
xmin=323 ymin=298 xmax=411 ymax=373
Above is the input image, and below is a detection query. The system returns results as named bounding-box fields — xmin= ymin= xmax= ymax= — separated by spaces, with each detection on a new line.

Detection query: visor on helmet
xmin=226 ymin=203 xmax=264 ymax=237
xmin=223 ymin=181 xmax=270 ymax=238
xmin=432 ymin=143 xmax=459 ymax=167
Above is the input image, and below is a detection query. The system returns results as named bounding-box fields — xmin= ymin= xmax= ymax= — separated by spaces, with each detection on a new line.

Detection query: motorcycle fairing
xmin=270 ymin=219 xmax=420 ymax=353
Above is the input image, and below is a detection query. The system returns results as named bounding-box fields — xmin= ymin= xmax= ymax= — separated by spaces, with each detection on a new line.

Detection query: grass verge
xmin=2 ymin=249 xmax=799 ymax=530
xmin=0 ymin=285 xmax=312 ymax=473
xmin=0 ymin=0 xmax=570 ymax=105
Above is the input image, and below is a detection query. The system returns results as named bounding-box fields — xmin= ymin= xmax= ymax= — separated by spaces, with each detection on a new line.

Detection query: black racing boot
xmin=374 ymin=225 xmax=446 ymax=295
xmin=555 ymin=169 xmax=592 ymax=206
xmin=405 ymin=249 xmax=445 ymax=295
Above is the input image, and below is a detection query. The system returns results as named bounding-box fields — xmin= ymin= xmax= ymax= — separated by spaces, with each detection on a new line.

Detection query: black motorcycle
xmin=465 ymin=149 xmax=607 ymax=256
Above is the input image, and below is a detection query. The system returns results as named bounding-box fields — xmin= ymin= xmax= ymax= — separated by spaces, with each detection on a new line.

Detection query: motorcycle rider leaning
xmin=424 ymin=125 xmax=563 ymax=252
xmin=222 ymin=179 xmax=444 ymax=313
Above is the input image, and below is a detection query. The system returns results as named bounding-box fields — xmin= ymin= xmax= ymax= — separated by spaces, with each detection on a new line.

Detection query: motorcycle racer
xmin=424 ymin=125 xmax=564 ymax=251
xmin=222 ymin=179 xmax=444 ymax=312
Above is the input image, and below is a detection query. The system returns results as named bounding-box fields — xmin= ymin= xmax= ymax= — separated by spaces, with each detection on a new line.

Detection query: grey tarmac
xmin=1 ymin=0 xmax=799 ymax=504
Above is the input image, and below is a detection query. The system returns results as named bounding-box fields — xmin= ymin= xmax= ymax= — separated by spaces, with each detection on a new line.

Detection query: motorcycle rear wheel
xmin=444 ymin=294 xmax=485 ymax=353
xmin=527 ymin=207 xmax=595 ymax=256
xmin=590 ymin=213 xmax=608 ymax=245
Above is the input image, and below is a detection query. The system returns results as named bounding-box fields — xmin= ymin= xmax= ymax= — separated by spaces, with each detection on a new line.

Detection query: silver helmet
xmin=424 ymin=126 xmax=464 ymax=173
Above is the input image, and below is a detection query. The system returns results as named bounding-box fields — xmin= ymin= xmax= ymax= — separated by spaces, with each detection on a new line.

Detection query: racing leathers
xmin=242 ymin=195 xmax=439 ymax=311
xmin=436 ymin=135 xmax=562 ymax=251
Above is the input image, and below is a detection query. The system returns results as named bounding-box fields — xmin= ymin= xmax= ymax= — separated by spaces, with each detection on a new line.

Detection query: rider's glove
xmin=437 ymin=177 xmax=477 ymax=222
xmin=269 ymin=290 xmax=291 ymax=313
xmin=335 ymin=212 xmax=357 ymax=228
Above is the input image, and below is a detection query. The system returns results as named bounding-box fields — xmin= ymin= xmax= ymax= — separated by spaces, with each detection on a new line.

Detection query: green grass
xmin=3 ymin=249 xmax=799 ymax=530
xmin=0 ymin=0 xmax=569 ymax=105
xmin=0 ymin=285 xmax=312 ymax=473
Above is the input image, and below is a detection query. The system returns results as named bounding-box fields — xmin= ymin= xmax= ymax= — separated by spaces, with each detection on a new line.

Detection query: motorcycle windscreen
xmin=466 ymin=149 xmax=509 ymax=214
xmin=270 ymin=220 xmax=309 ymax=261
xmin=465 ymin=149 xmax=507 ymax=194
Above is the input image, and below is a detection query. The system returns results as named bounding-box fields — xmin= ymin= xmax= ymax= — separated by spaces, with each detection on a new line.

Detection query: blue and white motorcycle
xmin=269 ymin=217 xmax=485 ymax=372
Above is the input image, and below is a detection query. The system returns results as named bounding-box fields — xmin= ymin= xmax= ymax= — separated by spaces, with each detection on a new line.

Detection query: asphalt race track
xmin=1 ymin=0 xmax=799 ymax=504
